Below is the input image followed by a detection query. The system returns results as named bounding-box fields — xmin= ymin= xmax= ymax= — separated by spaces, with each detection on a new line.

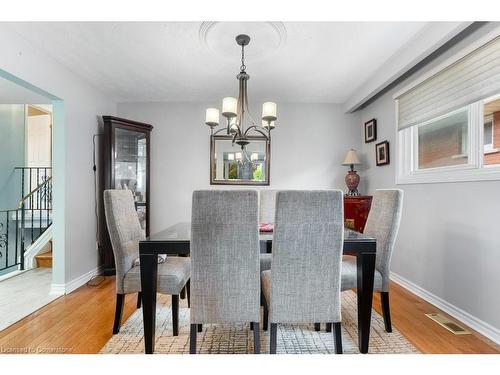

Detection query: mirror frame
xmin=210 ymin=134 xmax=270 ymax=186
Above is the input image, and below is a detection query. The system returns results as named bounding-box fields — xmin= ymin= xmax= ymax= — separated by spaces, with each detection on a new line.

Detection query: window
xmin=483 ymin=96 xmax=500 ymax=166
xmin=397 ymin=95 xmax=500 ymax=183
xmin=395 ymin=35 xmax=500 ymax=184
xmin=484 ymin=117 xmax=493 ymax=152
xmin=416 ymin=108 xmax=469 ymax=170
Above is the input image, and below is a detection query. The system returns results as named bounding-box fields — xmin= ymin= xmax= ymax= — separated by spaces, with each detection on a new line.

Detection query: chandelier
xmin=204 ymin=34 xmax=277 ymax=146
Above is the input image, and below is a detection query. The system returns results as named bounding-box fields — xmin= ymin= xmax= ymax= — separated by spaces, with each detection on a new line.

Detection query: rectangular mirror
xmin=210 ymin=135 xmax=270 ymax=185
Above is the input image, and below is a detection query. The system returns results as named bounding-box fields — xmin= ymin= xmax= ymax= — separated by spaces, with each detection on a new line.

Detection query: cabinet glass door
xmin=113 ymin=127 xmax=148 ymax=233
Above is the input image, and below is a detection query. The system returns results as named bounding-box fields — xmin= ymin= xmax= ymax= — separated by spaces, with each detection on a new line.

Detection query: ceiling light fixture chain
xmin=240 ymin=42 xmax=246 ymax=72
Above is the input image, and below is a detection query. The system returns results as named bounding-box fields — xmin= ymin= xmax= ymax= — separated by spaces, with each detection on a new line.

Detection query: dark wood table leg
xmin=140 ymin=252 xmax=158 ymax=354
xmin=266 ymin=241 xmax=272 ymax=254
xmin=356 ymin=247 xmax=376 ymax=354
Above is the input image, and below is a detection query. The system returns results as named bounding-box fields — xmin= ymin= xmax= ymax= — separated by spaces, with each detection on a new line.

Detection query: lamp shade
xmin=262 ymin=102 xmax=277 ymax=122
xmin=205 ymin=108 xmax=219 ymax=127
xmin=342 ymin=149 xmax=361 ymax=166
xmin=222 ymin=97 xmax=238 ymax=118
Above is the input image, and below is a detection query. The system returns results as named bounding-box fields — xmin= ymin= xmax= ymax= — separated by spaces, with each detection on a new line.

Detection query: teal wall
xmin=0 ymin=104 xmax=25 ymax=210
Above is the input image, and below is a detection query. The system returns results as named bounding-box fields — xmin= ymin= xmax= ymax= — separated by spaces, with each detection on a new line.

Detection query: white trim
xmin=49 ymin=265 xmax=103 ymax=295
xmin=0 ymin=269 xmax=27 ymax=283
xmin=48 ymin=283 xmax=65 ymax=296
xmin=393 ymin=25 xmax=500 ymax=99
xmin=390 ymin=271 xmax=500 ymax=345
xmin=24 ymin=226 xmax=52 ymax=270
xmin=396 ymin=99 xmax=500 ymax=184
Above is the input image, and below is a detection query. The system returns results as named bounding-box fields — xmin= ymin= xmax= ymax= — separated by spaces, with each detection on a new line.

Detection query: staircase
xmin=0 ymin=167 xmax=52 ymax=276
xmin=36 ymin=251 xmax=53 ymax=268
xmin=35 ymin=240 xmax=53 ymax=268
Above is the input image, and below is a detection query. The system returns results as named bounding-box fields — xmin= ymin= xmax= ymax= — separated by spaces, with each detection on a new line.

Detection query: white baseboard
xmin=390 ymin=271 xmax=500 ymax=345
xmin=0 ymin=270 xmax=27 ymax=282
xmin=49 ymin=265 xmax=103 ymax=296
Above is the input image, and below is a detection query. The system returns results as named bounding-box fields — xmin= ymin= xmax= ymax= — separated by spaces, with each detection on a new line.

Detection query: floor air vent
xmin=425 ymin=313 xmax=471 ymax=335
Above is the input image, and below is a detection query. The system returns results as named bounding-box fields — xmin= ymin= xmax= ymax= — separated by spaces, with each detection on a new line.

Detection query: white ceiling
xmin=7 ymin=22 xmax=430 ymax=104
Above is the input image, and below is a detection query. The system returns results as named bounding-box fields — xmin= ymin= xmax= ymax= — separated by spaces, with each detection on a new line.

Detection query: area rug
xmin=100 ymin=291 xmax=419 ymax=354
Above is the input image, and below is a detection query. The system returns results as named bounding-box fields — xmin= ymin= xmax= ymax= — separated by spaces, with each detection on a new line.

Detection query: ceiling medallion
xmin=199 ymin=22 xmax=287 ymax=60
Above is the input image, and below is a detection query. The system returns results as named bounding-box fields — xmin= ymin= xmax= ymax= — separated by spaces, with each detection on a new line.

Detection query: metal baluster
xmin=5 ymin=211 xmax=9 ymax=268
xmin=15 ymin=210 xmax=18 ymax=268
xmin=47 ymin=179 xmax=50 ymax=227
xmin=21 ymin=168 xmax=25 ymax=201
xmin=39 ymin=193 xmax=42 ymax=236
xmin=44 ymin=168 xmax=47 ymax=211
xmin=37 ymin=168 xmax=40 ymax=208
xmin=20 ymin=203 xmax=25 ymax=270
xmin=30 ymin=169 xmax=34 ymax=244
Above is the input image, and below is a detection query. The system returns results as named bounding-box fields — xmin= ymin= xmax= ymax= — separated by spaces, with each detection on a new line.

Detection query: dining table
xmin=139 ymin=222 xmax=376 ymax=354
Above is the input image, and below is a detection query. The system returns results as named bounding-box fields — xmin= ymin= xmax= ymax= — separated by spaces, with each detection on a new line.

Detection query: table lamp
xmin=342 ymin=149 xmax=361 ymax=196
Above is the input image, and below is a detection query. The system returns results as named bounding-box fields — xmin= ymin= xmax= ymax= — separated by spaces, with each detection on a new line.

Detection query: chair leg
xmin=180 ymin=286 xmax=186 ymax=300
xmin=172 ymin=295 xmax=179 ymax=336
xmin=314 ymin=323 xmax=321 ymax=331
xmin=198 ymin=324 xmax=203 ymax=332
xmin=186 ymin=280 xmax=190 ymax=308
xmin=262 ymin=297 xmax=269 ymax=331
xmin=380 ymin=291 xmax=392 ymax=332
xmin=326 ymin=323 xmax=332 ymax=332
xmin=253 ymin=322 xmax=260 ymax=354
xmin=112 ymin=294 xmax=125 ymax=334
xmin=137 ymin=292 xmax=142 ymax=309
xmin=190 ymin=324 xmax=197 ymax=354
xmin=333 ymin=322 xmax=343 ymax=354
xmin=270 ymin=323 xmax=277 ymax=354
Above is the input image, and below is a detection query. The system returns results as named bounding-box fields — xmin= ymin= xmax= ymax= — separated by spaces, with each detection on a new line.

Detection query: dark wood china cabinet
xmin=100 ymin=116 xmax=153 ymax=275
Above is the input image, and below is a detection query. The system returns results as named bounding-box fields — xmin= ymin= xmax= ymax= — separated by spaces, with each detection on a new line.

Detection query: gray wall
xmin=359 ymin=24 xmax=500 ymax=338
xmin=117 ymin=102 xmax=361 ymax=233
xmin=0 ymin=105 xmax=25 ymax=210
xmin=1 ymin=25 xmax=117 ymax=286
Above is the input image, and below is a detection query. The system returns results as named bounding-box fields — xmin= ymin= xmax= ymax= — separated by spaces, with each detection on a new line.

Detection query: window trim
xmin=396 ymin=97 xmax=500 ymax=184
xmin=483 ymin=114 xmax=494 ymax=151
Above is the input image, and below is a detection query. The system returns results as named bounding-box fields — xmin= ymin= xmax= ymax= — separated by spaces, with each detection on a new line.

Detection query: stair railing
xmin=0 ymin=168 xmax=52 ymax=273
xmin=18 ymin=176 xmax=53 ymax=270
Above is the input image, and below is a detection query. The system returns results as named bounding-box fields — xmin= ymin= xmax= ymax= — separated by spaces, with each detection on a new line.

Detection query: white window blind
xmin=396 ymin=36 xmax=500 ymax=130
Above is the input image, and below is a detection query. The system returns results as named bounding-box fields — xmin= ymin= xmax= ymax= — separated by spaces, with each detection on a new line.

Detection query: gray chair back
xmin=364 ymin=189 xmax=404 ymax=292
xmin=190 ymin=190 xmax=260 ymax=324
xmin=259 ymin=189 xmax=277 ymax=223
xmin=103 ymin=189 xmax=145 ymax=294
xmin=269 ymin=190 xmax=344 ymax=323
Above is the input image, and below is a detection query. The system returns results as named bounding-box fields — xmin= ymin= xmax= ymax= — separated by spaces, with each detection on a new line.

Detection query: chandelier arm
xmin=213 ymin=128 xmax=228 ymax=136
xmin=242 ymin=78 xmax=258 ymax=127
xmin=231 ymin=131 xmax=239 ymax=146
xmin=244 ymin=125 xmax=270 ymax=140
xmin=240 ymin=77 xmax=246 ymax=133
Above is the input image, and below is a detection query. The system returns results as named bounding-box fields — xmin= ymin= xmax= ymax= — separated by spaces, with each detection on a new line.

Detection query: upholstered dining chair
xmin=261 ymin=190 xmax=344 ymax=354
xmin=103 ymin=189 xmax=190 ymax=336
xmin=189 ymin=190 xmax=261 ymax=354
xmin=259 ymin=189 xmax=277 ymax=273
xmin=341 ymin=189 xmax=404 ymax=333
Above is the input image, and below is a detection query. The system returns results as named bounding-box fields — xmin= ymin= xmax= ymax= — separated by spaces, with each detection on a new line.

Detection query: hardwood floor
xmin=0 ymin=277 xmax=498 ymax=354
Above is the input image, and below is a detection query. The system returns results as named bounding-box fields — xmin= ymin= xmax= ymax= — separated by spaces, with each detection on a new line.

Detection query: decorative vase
xmin=345 ymin=169 xmax=360 ymax=196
